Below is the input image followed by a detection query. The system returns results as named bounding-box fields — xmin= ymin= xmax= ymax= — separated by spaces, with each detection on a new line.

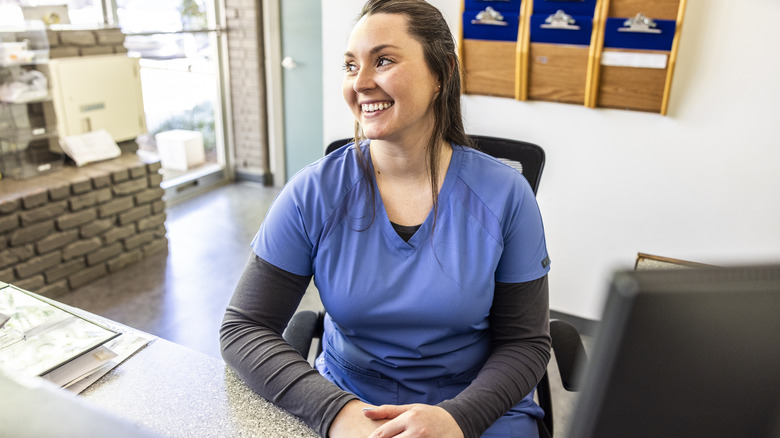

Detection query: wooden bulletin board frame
xmin=587 ymin=0 xmax=688 ymax=114
xmin=459 ymin=0 xmax=688 ymax=115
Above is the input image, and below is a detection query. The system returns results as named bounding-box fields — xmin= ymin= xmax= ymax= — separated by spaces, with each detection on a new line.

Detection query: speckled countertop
xmin=81 ymin=338 xmax=319 ymax=438
xmin=0 ymin=288 xmax=317 ymax=437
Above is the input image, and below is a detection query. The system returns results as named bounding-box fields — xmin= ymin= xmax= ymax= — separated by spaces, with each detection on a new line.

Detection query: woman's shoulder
xmin=280 ymin=141 xmax=366 ymax=208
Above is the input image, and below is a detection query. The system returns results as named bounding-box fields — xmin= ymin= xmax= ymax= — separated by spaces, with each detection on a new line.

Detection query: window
xmin=12 ymin=0 xmax=230 ymax=197
xmin=116 ymin=0 xmax=226 ymax=192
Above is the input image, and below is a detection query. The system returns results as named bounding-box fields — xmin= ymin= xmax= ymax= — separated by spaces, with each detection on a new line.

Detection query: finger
xmin=367 ymin=417 xmax=409 ymax=438
xmin=363 ymin=405 xmax=411 ymax=421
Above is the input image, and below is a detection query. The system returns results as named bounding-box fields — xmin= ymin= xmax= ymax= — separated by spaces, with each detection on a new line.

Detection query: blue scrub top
xmin=253 ymin=142 xmax=550 ymax=414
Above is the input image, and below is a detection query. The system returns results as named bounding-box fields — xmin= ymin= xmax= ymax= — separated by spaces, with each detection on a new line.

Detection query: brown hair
xmin=352 ymin=0 xmax=471 ymax=223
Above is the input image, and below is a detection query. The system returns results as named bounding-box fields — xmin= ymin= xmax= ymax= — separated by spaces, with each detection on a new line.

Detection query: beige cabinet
xmin=48 ymin=54 xmax=146 ymax=147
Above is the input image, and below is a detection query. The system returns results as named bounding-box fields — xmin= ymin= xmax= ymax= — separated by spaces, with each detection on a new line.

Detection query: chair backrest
xmin=326 ymin=138 xmax=351 ymax=155
xmin=325 ymin=135 xmax=546 ymax=194
xmin=470 ymin=135 xmax=545 ymax=194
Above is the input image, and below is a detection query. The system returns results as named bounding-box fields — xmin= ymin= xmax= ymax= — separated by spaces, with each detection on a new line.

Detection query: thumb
xmin=362 ymin=404 xmax=411 ymax=420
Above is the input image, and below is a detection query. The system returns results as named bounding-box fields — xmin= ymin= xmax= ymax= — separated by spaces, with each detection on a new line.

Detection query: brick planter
xmin=0 ymin=154 xmax=167 ymax=298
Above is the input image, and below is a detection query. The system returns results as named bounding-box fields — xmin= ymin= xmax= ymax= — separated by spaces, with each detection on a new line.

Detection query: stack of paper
xmin=59 ymin=129 xmax=122 ymax=167
xmin=0 ymin=282 xmax=152 ymax=392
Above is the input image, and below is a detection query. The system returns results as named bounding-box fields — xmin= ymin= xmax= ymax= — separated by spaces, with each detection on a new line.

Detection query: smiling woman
xmin=343 ymin=1 xmax=470 ymax=229
xmin=342 ymin=15 xmax=440 ymax=147
xmin=220 ymin=2 xmax=552 ymax=438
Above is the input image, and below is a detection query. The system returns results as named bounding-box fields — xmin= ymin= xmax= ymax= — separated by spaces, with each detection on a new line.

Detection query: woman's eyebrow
xmin=344 ymin=44 xmax=402 ymax=58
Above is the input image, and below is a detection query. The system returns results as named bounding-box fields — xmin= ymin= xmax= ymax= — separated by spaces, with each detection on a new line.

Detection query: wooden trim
xmin=516 ymin=0 xmax=534 ymax=101
xmin=608 ymin=0 xmax=681 ymax=21
xmin=462 ymin=39 xmax=518 ymax=98
xmin=528 ymin=43 xmax=591 ymax=104
xmin=586 ymin=0 xmax=609 ymax=107
xmin=596 ymin=50 xmax=669 ymax=112
xmin=635 ymin=252 xmax=715 ymax=271
xmin=661 ymin=0 xmax=687 ymax=115
xmin=458 ymin=0 xmax=465 ymax=95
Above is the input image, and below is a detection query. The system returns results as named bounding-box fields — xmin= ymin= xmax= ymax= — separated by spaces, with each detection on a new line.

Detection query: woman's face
xmin=342 ymin=13 xmax=440 ymax=145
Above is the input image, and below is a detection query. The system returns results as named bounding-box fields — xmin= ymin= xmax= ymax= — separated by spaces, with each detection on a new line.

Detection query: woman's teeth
xmin=362 ymin=102 xmax=393 ymax=113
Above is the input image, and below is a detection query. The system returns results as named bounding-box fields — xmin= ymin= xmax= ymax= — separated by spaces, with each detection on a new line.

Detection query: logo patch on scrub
xmin=541 ymin=256 xmax=551 ymax=269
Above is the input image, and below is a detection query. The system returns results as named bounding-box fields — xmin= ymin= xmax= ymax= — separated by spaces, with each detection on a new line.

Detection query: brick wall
xmin=0 ymin=155 xmax=167 ymax=299
xmin=47 ymin=27 xmax=127 ymax=59
xmin=224 ymin=0 xmax=269 ymax=183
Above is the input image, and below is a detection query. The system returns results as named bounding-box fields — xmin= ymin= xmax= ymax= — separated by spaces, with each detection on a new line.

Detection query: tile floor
xmin=57 ymin=181 xmax=322 ymax=361
xmin=57 ymin=181 xmax=585 ymax=437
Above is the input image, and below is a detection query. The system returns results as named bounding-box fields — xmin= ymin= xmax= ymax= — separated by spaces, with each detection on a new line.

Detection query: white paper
xmin=41 ymin=345 xmax=117 ymax=388
xmin=0 ymin=285 xmax=120 ymax=378
xmin=60 ymin=129 xmax=121 ymax=167
xmin=601 ymin=51 xmax=668 ymax=69
xmin=28 ymin=293 xmax=155 ymax=394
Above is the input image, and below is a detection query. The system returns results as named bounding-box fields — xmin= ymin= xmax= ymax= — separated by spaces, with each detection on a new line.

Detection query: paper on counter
xmin=60 ymin=129 xmax=122 ymax=167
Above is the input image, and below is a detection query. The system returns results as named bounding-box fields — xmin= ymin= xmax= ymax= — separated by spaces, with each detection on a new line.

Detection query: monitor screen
xmin=568 ymin=264 xmax=780 ymax=438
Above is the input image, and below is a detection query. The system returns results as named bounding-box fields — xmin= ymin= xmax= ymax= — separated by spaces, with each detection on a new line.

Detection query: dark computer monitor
xmin=568 ymin=264 xmax=780 ymax=438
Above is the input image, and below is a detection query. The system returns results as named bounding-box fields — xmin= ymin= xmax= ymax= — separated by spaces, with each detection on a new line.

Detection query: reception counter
xmin=0 ymin=290 xmax=319 ymax=438
xmin=80 ymin=338 xmax=319 ymax=438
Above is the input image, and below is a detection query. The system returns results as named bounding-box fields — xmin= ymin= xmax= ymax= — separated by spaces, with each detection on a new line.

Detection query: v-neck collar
xmin=368 ymin=143 xmax=462 ymax=252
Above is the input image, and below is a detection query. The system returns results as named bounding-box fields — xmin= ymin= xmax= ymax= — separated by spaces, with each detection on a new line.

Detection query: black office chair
xmin=537 ymin=319 xmax=588 ymax=438
xmin=470 ymin=135 xmax=545 ymax=195
xmin=325 ymin=135 xmax=545 ymax=194
xmin=325 ymin=138 xmax=351 ymax=155
xmin=283 ymin=309 xmax=325 ymax=360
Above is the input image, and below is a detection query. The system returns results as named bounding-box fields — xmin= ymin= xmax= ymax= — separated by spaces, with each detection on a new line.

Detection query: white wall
xmin=322 ymin=0 xmax=780 ymax=320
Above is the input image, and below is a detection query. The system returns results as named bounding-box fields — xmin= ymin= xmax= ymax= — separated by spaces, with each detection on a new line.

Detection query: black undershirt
xmin=391 ymin=222 xmax=421 ymax=241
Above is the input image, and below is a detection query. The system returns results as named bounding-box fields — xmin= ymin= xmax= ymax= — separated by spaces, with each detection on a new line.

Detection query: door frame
xmin=261 ymin=0 xmax=287 ymax=187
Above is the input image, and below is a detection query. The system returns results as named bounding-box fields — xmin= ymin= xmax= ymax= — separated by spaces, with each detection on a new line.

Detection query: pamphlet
xmin=59 ymin=129 xmax=122 ymax=167
xmin=0 ymin=283 xmax=121 ymax=378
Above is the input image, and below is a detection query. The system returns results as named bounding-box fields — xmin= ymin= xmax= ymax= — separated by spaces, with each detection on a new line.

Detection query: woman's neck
xmin=369 ymin=138 xmax=453 ymax=226
xmin=369 ymin=138 xmax=451 ymax=182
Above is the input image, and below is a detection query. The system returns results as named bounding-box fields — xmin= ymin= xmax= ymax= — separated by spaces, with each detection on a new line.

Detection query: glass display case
xmin=0 ymin=21 xmax=63 ymax=179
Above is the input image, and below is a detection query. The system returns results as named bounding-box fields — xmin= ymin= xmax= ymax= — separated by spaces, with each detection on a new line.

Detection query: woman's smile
xmin=361 ymin=101 xmax=394 ymax=114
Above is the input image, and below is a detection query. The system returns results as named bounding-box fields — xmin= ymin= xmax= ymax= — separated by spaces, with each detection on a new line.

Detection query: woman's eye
xmin=377 ymin=57 xmax=392 ymax=67
xmin=343 ymin=62 xmax=357 ymax=73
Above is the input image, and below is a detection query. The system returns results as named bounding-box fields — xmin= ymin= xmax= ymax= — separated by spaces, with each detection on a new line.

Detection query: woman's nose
xmin=353 ymin=67 xmax=375 ymax=92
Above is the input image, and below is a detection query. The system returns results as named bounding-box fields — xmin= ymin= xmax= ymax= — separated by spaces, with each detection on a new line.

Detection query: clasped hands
xmin=329 ymin=399 xmax=465 ymax=438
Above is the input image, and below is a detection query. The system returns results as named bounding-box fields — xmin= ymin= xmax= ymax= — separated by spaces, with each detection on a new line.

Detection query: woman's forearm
xmin=220 ymin=254 xmax=356 ymax=436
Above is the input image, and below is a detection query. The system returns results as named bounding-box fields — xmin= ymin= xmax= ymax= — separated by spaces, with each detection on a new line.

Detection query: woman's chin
xmin=360 ymin=128 xmax=387 ymax=141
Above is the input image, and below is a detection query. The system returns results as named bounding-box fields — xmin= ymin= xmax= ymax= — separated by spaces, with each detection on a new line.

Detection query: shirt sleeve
xmin=438 ymin=275 xmax=551 ymax=438
xmin=250 ymin=182 xmax=316 ymax=277
xmin=495 ymin=171 xmax=551 ymax=283
xmin=219 ymin=254 xmax=357 ymax=437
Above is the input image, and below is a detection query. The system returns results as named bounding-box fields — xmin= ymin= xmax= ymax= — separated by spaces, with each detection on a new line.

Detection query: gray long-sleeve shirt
xmin=220 ymin=254 xmax=550 ymax=437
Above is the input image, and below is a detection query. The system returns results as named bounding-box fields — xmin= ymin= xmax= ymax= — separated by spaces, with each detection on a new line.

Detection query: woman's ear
xmin=448 ymin=55 xmax=457 ymax=77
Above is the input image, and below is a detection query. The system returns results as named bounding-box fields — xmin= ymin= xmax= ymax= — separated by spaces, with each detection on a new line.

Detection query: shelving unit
xmin=460 ymin=0 xmax=688 ymax=115
xmin=0 ymin=21 xmax=63 ymax=179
